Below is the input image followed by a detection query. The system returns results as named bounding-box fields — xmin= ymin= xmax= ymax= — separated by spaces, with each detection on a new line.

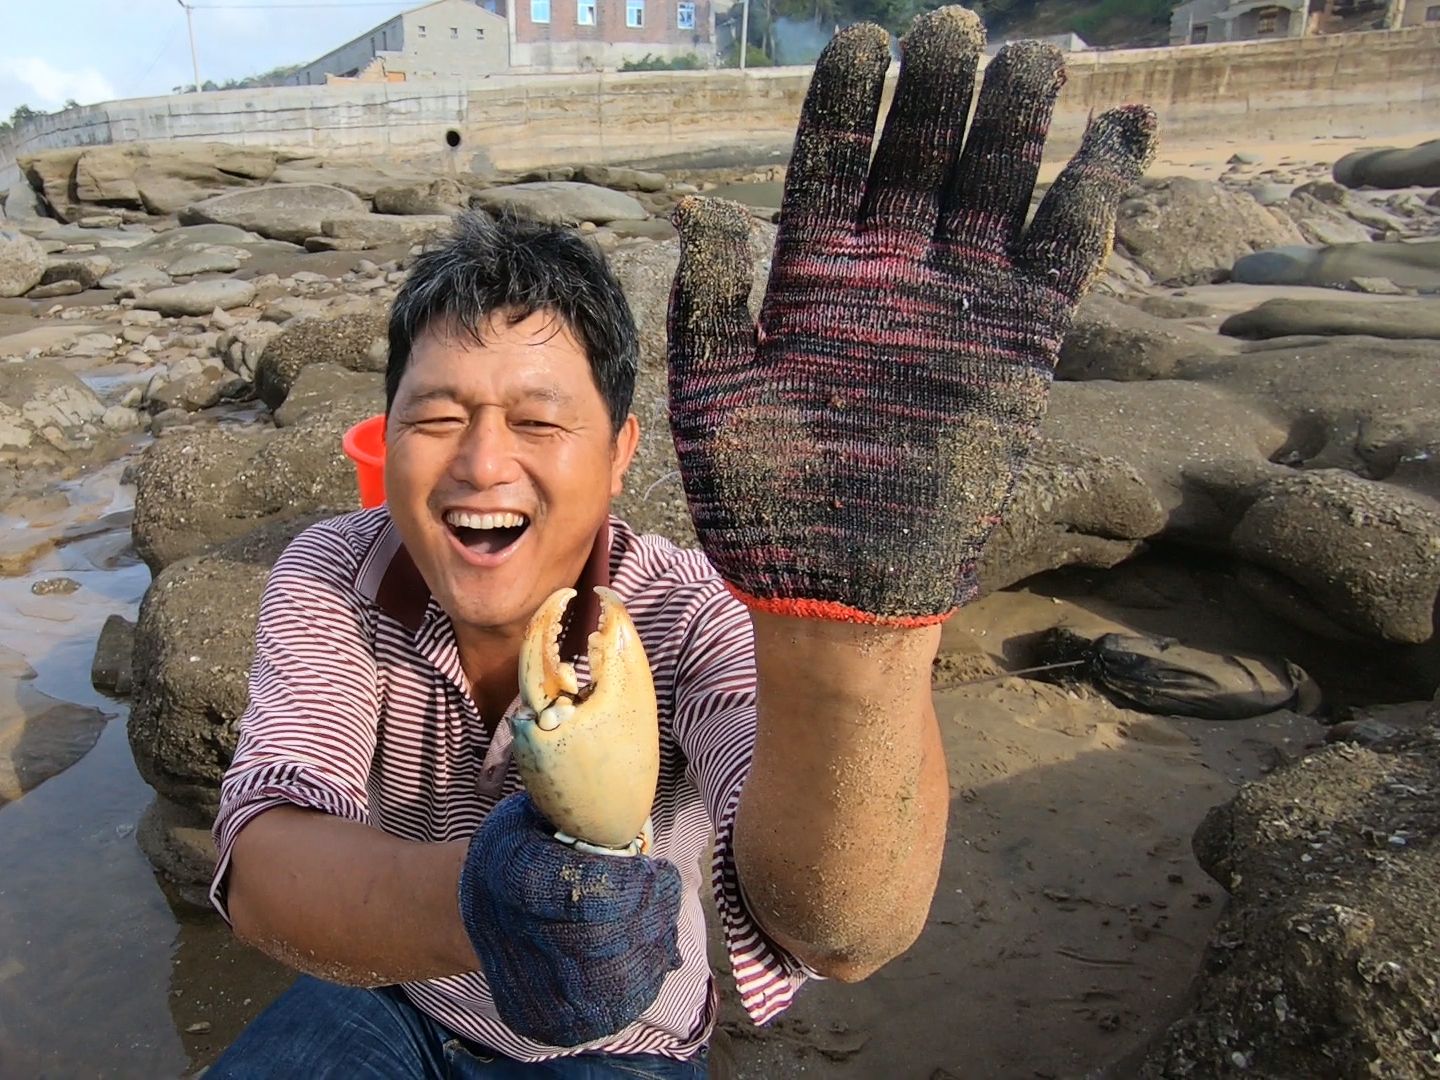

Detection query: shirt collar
xmin=356 ymin=511 xmax=612 ymax=663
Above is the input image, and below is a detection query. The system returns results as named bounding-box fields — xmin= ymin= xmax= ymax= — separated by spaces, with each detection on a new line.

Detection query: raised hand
xmin=668 ymin=7 xmax=1157 ymax=626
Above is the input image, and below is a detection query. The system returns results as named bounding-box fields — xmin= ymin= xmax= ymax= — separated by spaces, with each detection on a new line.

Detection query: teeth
xmin=445 ymin=510 xmax=528 ymax=530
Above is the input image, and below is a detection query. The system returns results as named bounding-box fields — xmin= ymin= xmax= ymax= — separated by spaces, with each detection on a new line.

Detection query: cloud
xmin=3 ymin=56 xmax=117 ymax=110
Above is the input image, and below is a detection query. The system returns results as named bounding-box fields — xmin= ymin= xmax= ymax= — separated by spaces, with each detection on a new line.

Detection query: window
xmin=531 ymin=0 xmax=550 ymax=21
xmin=578 ymin=0 xmax=596 ymax=22
xmin=677 ymin=1 xmax=694 ymax=28
xmin=418 ymin=23 xmax=427 ymax=35
xmin=450 ymin=25 xmax=459 ymax=37
xmin=1191 ymin=23 xmax=1208 ymax=42
xmin=627 ymin=0 xmax=644 ymax=26
xmin=476 ymin=27 xmax=486 ymax=38
xmin=1427 ymin=4 xmax=1439 ymax=19
xmin=1256 ymin=8 xmax=1279 ymax=33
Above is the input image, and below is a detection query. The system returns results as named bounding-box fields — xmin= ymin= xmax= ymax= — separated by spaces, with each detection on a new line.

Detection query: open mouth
xmin=444 ymin=509 xmax=531 ymax=558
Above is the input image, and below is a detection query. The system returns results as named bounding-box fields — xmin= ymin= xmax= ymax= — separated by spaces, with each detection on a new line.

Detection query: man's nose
xmin=449 ymin=412 xmax=522 ymax=488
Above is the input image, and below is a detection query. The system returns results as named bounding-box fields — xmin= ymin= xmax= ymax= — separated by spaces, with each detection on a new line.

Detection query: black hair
xmin=386 ymin=211 xmax=638 ymax=432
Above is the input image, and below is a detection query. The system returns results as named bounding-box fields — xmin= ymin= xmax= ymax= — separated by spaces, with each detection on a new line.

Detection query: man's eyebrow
xmin=516 ymin=385 xmax=575 ymax=405
xmin=400 ymin=387 xmax=463 ymax=407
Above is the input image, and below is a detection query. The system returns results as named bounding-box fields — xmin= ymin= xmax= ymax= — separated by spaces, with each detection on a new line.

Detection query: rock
xmin=130 ymin=414 xmax=365 ymax=571
xmin=0 ymin=363 xmax=110 ymax=459
xmin=1230 ymin=470 xmax=1440 ymax=644
xmin=218 ymin=321 xmax=283 ymax=383
xmin=0 ymin=228 xmax=47 ymax=298
xmin=1114 ymin=179 xmax=1305 ymax=285
xmin=1140 ymin=730 xmax=1440 ymax=1079
xmin=136 ymin=794 xmax=218 ymax=906
xmin=128 ymin=224 xmax=259 ymax=256
xmin=129 ymin=514 xmax=327 ymax=812
xmin=91 ymin=614 xmax=136 ymax=697
xmin=0 ymin=680 xmax=112 ymax=807
xmin=147 ymin=367 xmax=236 ymax=413
xmin=470 ymin=182 xmax=648 ymax=226
xmin=319 ymin=213 xmax=453 ymax=248
xmin=1348 ymin=276 xmax=1405 ymax=295
xmin=178 ymin=184 xmax=365 ymax=244
xmin=1058 ymin=294 xmax=1224 ymax=382
xmin=1136 ymin=295 xmax=1212 ymax=320
xmin=1333 ymin=138 xmax=1440 ymax=189
xmin=272 ymin=363 xmax=384 ymax=428
xmin=253 ymin=310 xmax=389 ymax=410
xmin=1273 ymin=193 xmax=1374 ymax=246
xmin=78 ymin=213 xmax=123 ymax=229
xmin=1228 ymin=152 xmax=1264 ymax=166
xmin=41 ymin=253 xmax=112 ymax=289
xmin=574 ymin=165 xmax=668 ymax=193
xmin=3 ymin=177 xmax=47 ymax=222
xmin=372 ymin=179 xmax=465 ymax=216
xmin=303 ymin=236 xmax=371 ymax=252
xmin=1293 ymin=179 xmax=1348 ymax=206
xmin=1220 ymin=299 xmax=1440 ymax=341
xmin=135 ymin=279 xmax=257 ymax=317
xmin=98 ymin=264 xmax=173 ymax=291
xmin=165 ymin=248 xmax=242 ymax=276
xmin=27 ymin=280 xmax=83 ymax=299
xmin=1232 ymin=240 xmax=1440 ymax=290
xmin=268 ymin=158 xmax=436 ymax=201
xmin=1248 ymin=182 xmax=1294 ymax=207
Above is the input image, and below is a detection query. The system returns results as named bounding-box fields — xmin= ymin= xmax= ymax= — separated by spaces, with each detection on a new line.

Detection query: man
xmin=208 ymin=8 xmax=1155 ymax=1077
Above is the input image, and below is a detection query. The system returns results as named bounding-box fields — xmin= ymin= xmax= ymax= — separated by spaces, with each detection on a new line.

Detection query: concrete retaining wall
xmin=2 ymin=25 xmax=1436 ymax=191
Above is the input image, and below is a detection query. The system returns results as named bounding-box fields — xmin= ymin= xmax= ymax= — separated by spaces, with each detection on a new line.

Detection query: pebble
xmin=31 ymin=577 xmax=80 ymax=596
xmin=185 ymin=1021 xmax=212 ymax=1034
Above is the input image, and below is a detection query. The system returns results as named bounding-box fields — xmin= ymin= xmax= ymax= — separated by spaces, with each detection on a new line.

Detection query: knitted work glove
xmin=668 ymin=7 xmax=1158 ymax=626
xmin=457 ymin=793 xmax=683 ymax=1047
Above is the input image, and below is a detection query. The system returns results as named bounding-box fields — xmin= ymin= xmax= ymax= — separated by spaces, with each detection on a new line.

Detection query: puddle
xmin=0 ymin=456 xmax=291 ymax=1077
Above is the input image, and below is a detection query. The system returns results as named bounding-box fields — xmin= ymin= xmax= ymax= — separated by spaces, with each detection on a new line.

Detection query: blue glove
xmin=457 ymin=792 xmax=683 ymax=1047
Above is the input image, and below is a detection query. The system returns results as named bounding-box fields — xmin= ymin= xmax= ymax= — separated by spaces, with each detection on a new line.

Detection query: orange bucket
xmin=342 ymin=414 xmax=387 ymax=508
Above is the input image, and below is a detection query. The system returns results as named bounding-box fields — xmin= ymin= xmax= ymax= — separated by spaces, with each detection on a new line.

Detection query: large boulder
xmin=372 ymin=179 xmax=466 ymax=216
xmin=1058 ymin=294 xmax=1224 ymax=382
xmin=471 ymin=182 xmax=648 ymax=226
xmin=1333 ymin=139 xmax=1440 ymax=189
xmin=179 ymin=184 xmax=365 ymax=244
xmin=3 ymin=177 xmax=47 ymax=222
xmin=0 ymin=228 xmax=46 ymax=298
xmin=19 ymin=148 xmax=86 ymax=221
xmin=1232 ymin=240 xmax=1440 ymax=290
xmin=130 ymin=410 xmax=365 ymax=572
xmin=1114 ymin=179 xmax=1305 ymax=285
xmin=319 ymin=212 xmax=453 ymax=248
xmin=1140 ymin=729 xmax=1440 ymax=1079
xmin=1220 ymin=299 xmax=1440 ymax=341
xmin=0 ymin=362 xmax=113 ymax=460
xmin=253 ymin=310 xmax=390 ymax=411
xmin=133 ymin=279 xmax=257 ymax=317
xmin=272 ymin=364 xmax=384 ymax=428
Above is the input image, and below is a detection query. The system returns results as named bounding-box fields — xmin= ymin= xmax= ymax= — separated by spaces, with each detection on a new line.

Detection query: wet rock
xmin=1348 ymin=277 xmax=1405 ymax=295
xmin=217 ymin=321 xmax=283 ymax=383
xmin=1140 ymin=730 xmax=1440 ymax=1079
xmin=91 ymin=613 xmax=136 ymax=697
xmin=0 ymin=363 xmax=110 ymax=459
xmin=130 ymin=413 xmax=363 ymax=571
xmin=272 ymin=363 xmax=383 ymax=427
xmin=129 ymin=513 xmax=333 ymax=814
xmin=471 ymin=182 xmax=648 ymax=227
xmin=1230 ymin=470 xmax=1440 ymax=644
xmin=372 ymin=179 xmax=466 ymax=216
xmin=1058 ymin=294 xmax=1224 ymax=382
xmin=1114 ymin=179 xmax=1305 ymax=285
xmin=0 ymin=228 xmax=47 ymax=298
xmin=1333 ymin=138 xmax=1440 ymax=189
xmin=147 ymin=367 xmax=239 ymax=413
xmin=253 ymin=310 xmax=389 ymax=410
xmin=1232 ymin=240 xmax=1440 ymax=290
xmin=1220 ymin=299 xmax=1440 ymax=341
xmin=0 ymin=681 xmax=113 ymax=807
xmin=136 ymin=794 xmax=220 ymax=907
xmin=178 ymin=184 xmax=365 ymax=244
xmin=165 ymin=248 xmax=242 ymax=277
xmin=135 ymin=279 xmax=257 ymax=317
xmin=27 ymin=280 xmax=84 ymax=299
xmin=319 ymin=213 xmax=453 ymax=248
xmin=304 ymin=236 xmax=370 ymax=253
xmin=98 ymin=264 xmax=173 ymax=291
xmin=129 ymin=224 xmax=259 ymax=257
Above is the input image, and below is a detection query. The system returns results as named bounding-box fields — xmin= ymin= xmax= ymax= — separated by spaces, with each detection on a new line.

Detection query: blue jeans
xmin=207 ymin=975 xmax=708 ymax=1079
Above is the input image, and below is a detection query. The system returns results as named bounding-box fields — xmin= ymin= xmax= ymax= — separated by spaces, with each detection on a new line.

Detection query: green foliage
xmin=722 ymin=41 xmax=777 ymax=66
xmin=1073 ymin=0 xmax=1172 ymax=37
xmin=620 ymin=52 xmax=707 ymax=70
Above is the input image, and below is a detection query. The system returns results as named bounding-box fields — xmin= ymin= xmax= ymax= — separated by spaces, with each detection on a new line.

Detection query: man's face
xmin=384 ymin=311 xmax=638 ymax=641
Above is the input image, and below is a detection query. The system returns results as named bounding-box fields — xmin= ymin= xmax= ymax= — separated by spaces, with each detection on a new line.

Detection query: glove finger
xmin=780 ymin=22 xmax=892 ymax=235
xmin=668 ymin=196 xmax=757 ymax=387
xmin=861 ymin=6 xmax=984 ymax=240
xmin=1018 ymin=104 xmax=1158 ymax=301
xmin=939 ymin=40 xmax=1067 ymax=253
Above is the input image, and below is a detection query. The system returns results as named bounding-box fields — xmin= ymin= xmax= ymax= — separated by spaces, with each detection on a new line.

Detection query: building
xmin=285 ymin=0 xmax=714 ymax=82
xmin=1169 ymin=0 xmax=1308 ymax=44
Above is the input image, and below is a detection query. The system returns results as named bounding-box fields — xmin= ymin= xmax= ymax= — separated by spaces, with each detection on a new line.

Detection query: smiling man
xmin=207 ymin=9 xmax=1155 ymax=1078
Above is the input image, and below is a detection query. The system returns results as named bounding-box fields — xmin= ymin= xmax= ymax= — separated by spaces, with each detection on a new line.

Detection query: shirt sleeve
xmin=208 ymin=521 xmax=382 ymax=923
xmin=669 ymin=580 xmax=816 ymax=1025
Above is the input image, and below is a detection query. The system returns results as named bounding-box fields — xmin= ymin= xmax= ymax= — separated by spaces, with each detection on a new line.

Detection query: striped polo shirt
xmin=210 ymin=506 xmax=810 ymax=1061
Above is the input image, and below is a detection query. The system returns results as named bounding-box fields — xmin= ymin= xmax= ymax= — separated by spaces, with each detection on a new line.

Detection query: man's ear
xmin=610 ymin=414 xmax=640 ymax=498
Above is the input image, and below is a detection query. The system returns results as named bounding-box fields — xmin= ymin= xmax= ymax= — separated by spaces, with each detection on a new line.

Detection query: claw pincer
xmin=512 ymin=587 xmax=659 ymax=856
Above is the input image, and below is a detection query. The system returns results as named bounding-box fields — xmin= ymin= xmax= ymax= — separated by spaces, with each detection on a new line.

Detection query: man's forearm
xmin=734 ymin=611 xmax=949 ymax=981
xmin=227 ymin=806 xmax=476 ymax=985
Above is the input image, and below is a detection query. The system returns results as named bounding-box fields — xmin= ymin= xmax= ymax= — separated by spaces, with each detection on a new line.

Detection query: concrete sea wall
xmin=2 ymin=25 xmax=1436 ymax=189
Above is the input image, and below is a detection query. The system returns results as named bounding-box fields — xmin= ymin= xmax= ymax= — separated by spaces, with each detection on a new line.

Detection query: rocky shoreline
xmin=3 ymin=135 xmax=1440 ymax=1077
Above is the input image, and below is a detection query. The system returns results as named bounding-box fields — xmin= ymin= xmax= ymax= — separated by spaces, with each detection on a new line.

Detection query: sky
xmin=0 ymin=0 xmax=424 ymax=119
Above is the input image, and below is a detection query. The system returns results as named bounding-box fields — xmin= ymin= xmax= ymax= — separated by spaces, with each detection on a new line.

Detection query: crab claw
xmin=512 ymin=586 xmax=659 ymax=854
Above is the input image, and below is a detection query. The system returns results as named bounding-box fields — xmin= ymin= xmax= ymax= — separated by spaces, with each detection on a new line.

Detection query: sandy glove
xmin=667 ymin=7 xmax=1157 ymax=626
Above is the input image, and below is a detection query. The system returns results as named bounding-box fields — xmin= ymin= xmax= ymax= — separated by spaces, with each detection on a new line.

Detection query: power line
xmin=190 ymin=2 xmax=412 ymax=8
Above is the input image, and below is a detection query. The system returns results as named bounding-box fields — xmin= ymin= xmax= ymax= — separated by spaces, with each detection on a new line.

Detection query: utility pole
xmin=178 ymin=0 xmax=202 ymax=92
xmin=739 ymin=0 xmax=750 ymax=69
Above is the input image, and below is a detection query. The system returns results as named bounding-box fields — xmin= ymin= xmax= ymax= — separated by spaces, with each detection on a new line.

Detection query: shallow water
xmin=0 ymin=458 xmax=289 ymax=1078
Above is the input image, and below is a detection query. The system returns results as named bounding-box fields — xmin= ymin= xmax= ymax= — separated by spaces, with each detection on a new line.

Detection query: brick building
xmin=286 ymin=0 xmax=715 ymax=81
